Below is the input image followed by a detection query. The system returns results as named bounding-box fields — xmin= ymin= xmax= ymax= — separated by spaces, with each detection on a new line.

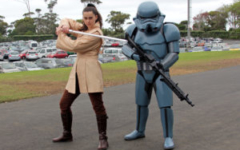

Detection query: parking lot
xmin=1 ymin=39 xmax=240 ymax=73
xmin=0 ymin=65 xmax=239 ymax=150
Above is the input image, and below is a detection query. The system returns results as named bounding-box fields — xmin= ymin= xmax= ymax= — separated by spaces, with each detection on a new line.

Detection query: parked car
xmin=47 ymin=50 xmax=68 ymax=58
xmin=221 ymin=43 xmax=230 ymax=51
xmin=190 ymin=46 xmax=204 ymax=52
xmin=179 ymin=41 xmax=187 ymax=47
xmin=203 ymin=46 xmax=211 ymax=51
xmin=28 ymin=41 xmax=38 ymax=50
xmin=19 ymin=50 xmax=29 ymax=59
xmin=229 ymin=44 xmax=240 ymax=51
xmin=35 ymin=58 xmax=65 ymax=69
xmin=68 ymin=54 xmax=77 ymax=64
xmin=56 ymin=58 xmax=74 ymax=67
xmin=8 ymin=46 xmax=22 ymax=53
xmin=8 ymin=51 xmax=21 ymax=62
xmin=98 ymin=54 xmax=115 ymax=63
xmin=14 ymin=61 xmax=43 ymax=71
xmin=105 ymin=54 xmax=128 ymax=62
xmin=0 ymin=62 xmax=21 ymax=73
xmin=115 ymin=54 xmax=128 ymax=61
xmin=103 ymin=47 xmax=123 ymax=55
xmin=197 ymin=41 xmax=205 ymax=46
xmin=19 ymin=45 xmax=31 ymax=51
xmin=179 ymin=48 xmax=186 ymax=53
xmin=67 ymin=51 xmax=76 ymax=55
xmin=26 ymin=50 xmax=39 ymax=60
xmin=211 ymin=46 xmax=223 ymax=51
xmin=0 ymin=49 xmax=9 ymax=59
xmin=213 ymin=38 xmax=223 ymax=43
xmin=111 ymin=42 xmax=120 ymax=47
xmin=37 ymin=48 xmax=54 ymax=58
xmin=0 ymin=51 xmax=4 ymax=61
xmin=103 ymin=41 xmax=112 ymax=47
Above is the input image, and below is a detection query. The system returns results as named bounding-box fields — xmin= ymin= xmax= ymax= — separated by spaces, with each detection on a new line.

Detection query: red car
xmin=47 ymin=50 xmax=68 ymax=58
xmin=19 ymin=50 xmax=29 ymax=59
xmin=111 ymin=43 xmax=119 ymax=47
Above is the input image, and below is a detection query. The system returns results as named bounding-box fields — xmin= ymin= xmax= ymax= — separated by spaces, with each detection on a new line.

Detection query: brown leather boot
xmin=52 ymin=112 xmax=73 ymax=142
xmin=97 ymin=115 xmax=109 ymax=150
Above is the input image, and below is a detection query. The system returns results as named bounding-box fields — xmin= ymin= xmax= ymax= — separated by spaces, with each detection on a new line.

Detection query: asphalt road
xmin=0 ymin=66 xmax=240 ymax=150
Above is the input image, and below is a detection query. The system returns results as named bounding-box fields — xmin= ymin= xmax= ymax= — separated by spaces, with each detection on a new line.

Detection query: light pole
xmin=187 ymin=0 xmax=191 ymax=51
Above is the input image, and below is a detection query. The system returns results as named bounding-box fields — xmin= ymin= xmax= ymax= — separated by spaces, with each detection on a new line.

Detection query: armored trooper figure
xmin=122 ymin=1 xmax=180 ymax=149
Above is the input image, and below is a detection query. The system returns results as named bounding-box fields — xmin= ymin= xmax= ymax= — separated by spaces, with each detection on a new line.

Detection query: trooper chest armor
xmin=134 ymin=28 xmax=167 ymax=60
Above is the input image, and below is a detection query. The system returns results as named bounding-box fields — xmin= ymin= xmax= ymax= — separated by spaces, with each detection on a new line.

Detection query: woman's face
xmin=83 ymin=11 xmax=98 ymax=30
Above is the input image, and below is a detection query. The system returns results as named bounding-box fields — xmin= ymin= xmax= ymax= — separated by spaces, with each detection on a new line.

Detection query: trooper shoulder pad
xmin=163 ymin=23 xmax=180 ymax=43
xmin=125 ymin=24 xmax=137 ymax=39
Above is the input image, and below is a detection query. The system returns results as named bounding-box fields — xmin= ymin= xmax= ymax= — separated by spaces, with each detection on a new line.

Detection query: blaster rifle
xmin=67 ymin=29 xmax=194 ymax=106
xmin=126 ymin=33 xmax=194 ymax=107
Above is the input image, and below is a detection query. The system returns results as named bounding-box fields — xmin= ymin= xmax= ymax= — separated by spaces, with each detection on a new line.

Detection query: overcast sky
xmin=0 ymin=0 xmax=234 ymax=29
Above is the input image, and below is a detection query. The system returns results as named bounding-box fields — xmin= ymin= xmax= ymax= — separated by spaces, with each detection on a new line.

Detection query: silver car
xmin=8 ymin=51 xmax=21 ymax=61
xmin=0 ymin=51 xmax=4 ymax=61
xmin=35 ymin=58 xmax=65 ymax=69
xmin=0 ymin=62 xmax=21 ymax=73
xmin=14 ymin=61 xmax=43 ymax=71
xmin=26 ymin=50 xmax=39 ymax=60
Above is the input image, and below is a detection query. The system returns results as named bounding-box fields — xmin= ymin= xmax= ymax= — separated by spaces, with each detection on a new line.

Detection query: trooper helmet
xmin=134 ymin=1 xmax=165 ymax=33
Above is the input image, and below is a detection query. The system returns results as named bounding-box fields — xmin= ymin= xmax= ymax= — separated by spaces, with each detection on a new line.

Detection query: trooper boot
xmin=96 ymin=114 xmax=109 ymax=150
xmin=52 ymin=112 xmax=73 ymax=142
xmin=160 ymin=107 xmax=174 ymax=149
xmin=124 ymin=105 xmax=148 ymax=140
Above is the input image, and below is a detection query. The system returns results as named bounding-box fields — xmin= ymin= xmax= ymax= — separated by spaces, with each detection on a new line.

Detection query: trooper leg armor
xmin=160 ymin=107 xmax=174 ymax=149
xmin=125 ymin=72 xmax=153 ymax=140
xmin=154 ymin=74 xmax=175 ymax=149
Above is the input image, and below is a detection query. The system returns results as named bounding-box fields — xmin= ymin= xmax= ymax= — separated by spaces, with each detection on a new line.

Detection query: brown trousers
xmin=59 ymin=74 xmax=106 ymax=116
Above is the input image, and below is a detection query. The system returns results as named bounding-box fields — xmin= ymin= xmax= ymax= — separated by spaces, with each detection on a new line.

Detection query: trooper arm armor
xmin=161 ymin=24 xmax=180 ymax=70
xmin=122 ymin=24 xmax=137 ymax=59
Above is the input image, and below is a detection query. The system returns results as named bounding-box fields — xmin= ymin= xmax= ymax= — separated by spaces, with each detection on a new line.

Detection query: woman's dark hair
xmin=80 ymin=3 xmax=103 ymax=31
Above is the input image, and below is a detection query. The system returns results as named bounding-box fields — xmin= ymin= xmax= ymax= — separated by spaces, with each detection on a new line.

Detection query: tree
xmin=10 ymin=17 xmax=36 ymax=36
xmin=105 ymin=11 xmax=130 ymax=32
xmin=226 ymin=1 xmax=240 ymax=29
xmin=80 ymin=0 xmax=102 ymax=6
xmin=44 ymin=0 xmax=58 ymax=13
xmin=176 ymin=20 xmax=188 ymax=30
xmin=14 ymin=0 xmax=32 ymax=17
xmin=193 ymin=11 xmax=209 ymax=31
xmin=206 ymin=10 xmax=227 ymax=31
xmin=34 ymin=8 xmax=44 ymax=34
xmin=42 ymin=0 xmax=59 ymax=35
xmin=0 ymin=16 xmax=8 ymax=36
xmin=23 ymin=12 xmax=35 ymax=18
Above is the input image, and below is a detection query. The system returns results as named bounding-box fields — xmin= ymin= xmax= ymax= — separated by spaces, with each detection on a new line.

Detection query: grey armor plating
xmin=122 ymin=1 xmax=180 ymax=149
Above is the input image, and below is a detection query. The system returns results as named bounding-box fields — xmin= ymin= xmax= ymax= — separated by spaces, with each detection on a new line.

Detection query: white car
xmin=38 ymin=48 xmax=54 ymax=58
xmin=213 ymin=38 xmax=223 ymax=43
xmin=0 ymin=62 xmax=21 ymax=73
xmin=26 ymin=50 xmax=39 ymax=60
xmin=211 ymin=46 xmax=223 ymax=51
xmin=68 ymin=54 xmax=77 ymax=63
xmin=14 ymin=61 xmax=43 ymax=71
xmin=116 ymin=54 xmax=128 ymax=61
xmin=190 ymin=46 xmax=204 ymax=52
xmin=103 ymin=47 xmax=123 ymax=55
